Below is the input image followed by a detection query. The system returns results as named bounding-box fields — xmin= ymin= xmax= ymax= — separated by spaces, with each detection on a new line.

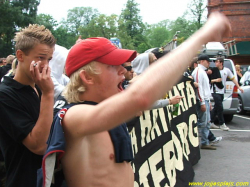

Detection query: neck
xmin=79 ymin=90 xmax=104 ymax=104
xmin=13 ymin=70 xmax=35 ymax=88
xmin=199 ymin=63 xmax=207 ymax=68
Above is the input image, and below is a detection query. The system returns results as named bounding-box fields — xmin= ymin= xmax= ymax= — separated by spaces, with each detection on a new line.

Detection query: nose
xmin=39 ymin=58 xmax=51 ymax=69
xmin=120 ymin=65 xmax=127 ymax=75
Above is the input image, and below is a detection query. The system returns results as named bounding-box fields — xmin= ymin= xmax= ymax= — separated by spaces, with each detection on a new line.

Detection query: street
xmin=192 ymin=112 xmax=250 ymax=186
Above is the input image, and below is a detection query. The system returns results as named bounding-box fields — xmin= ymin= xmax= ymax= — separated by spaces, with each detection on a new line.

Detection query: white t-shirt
xmin=212 ymin=67 xmax=234 ymax=94
xmin=192 ymin=64 xmax=211 ymax=105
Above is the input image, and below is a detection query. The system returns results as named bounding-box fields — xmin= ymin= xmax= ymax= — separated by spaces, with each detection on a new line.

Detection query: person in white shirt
xmin=192 ymin=54 xmax=215 ymax=150
xmin=240 ymin=66 xmax=250 ymax=85
xmin=210 ymin=57 xmax=243 ymax=131
xmin=49 ymin=44 xmax=70 ymax=102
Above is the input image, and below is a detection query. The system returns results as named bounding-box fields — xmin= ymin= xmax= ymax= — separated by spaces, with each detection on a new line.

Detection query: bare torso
xmin=61 ymin=131 xmax=134 ymax=187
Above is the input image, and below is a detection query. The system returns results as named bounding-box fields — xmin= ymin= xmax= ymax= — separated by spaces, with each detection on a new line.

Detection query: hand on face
xmin=30 ymin=60 xmax=54 ymax=95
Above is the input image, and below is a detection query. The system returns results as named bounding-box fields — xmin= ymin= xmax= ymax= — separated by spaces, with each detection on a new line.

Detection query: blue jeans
xmin=196 ymin=100 xmax=211 ymax=145
xmin=211 ymin=93 xmax=224 ymax=125
xmin=208 ymin=130 xmax=216 ymax=141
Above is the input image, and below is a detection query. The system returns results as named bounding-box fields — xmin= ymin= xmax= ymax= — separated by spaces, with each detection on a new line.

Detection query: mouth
xmin=118 ymin=80 xmax=124 ymax=92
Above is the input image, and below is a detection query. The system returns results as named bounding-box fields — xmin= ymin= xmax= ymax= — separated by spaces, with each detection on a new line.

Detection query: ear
xmin=16 ymin=49 xmax=25 ymax=62
xmin=79 ymin=70 xmax=94 ymax=85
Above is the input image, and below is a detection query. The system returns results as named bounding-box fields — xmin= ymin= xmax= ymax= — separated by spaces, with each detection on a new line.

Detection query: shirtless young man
xmin=58 ymin=12 xmax=231 ymax=187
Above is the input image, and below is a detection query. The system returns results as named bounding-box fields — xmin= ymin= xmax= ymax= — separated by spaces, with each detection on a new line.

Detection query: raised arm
xmin=64 ymin=12 xmax=231 ymax=136
xmin=22 ymin=61 xmax=54 ymax=155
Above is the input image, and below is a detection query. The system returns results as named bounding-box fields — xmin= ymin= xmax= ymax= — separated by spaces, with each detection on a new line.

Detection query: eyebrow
xmin=38 ymin=53 xmax=47 ymax=56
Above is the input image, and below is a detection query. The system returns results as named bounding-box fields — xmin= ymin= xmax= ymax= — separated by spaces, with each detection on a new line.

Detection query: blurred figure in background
xmin=49 ymin=44 xmax=69 ymax=102
xmin=0 ymin=55 xmax=15 ymax=81
xmin=240 ymin=66 xmax=250 ymax=85
xmin=235 ymin=64 xmax=243 ymax=85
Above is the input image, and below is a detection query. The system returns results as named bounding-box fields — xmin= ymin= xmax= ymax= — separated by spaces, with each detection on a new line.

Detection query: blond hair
xmin=62 ymin=61 xmax=100 ymax=103
xmin=148 ymin=53 xmax=156 ymax=64
xmin=11 ymin=58 xmax=18 ymax=76
xmin=6 ymin=55 xmax=15 ymax=64
xmin=14 ymin=24 xmax=56 ymax=55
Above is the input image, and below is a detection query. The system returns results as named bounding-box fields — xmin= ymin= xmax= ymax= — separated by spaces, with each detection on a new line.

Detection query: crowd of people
xmin=0 ymin=12 xmax=247 ymax=187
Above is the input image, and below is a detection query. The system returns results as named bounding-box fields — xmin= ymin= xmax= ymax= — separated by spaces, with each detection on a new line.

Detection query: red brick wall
xmin=207 ymin=0 xmax=250 ymax=42
xmin=229 ymin=56 xmax=250 ymax=65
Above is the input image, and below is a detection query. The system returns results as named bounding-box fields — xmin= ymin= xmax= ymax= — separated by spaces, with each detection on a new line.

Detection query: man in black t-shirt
xmin=0 ymin=24 xmax=56 ymax=187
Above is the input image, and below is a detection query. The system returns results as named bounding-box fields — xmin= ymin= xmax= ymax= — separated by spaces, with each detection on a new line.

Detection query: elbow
xmin=29 ymin=145 xmax=47 ymax=155
xmin=132 ymin=91 xmax=152 ymax=111
xmin=23 ymin=134 xmax=48 ymax=155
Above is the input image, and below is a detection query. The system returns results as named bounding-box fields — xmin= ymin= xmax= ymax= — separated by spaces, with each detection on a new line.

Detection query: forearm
xmin=232 ymin=78 xmax=240 ymax=88
xmin=151 ymin=99 xmax=169 ymax=109
xmin=211 ymin=78 xmax=221 ymax=83
xmin=23 ymin=93 xmax=54 ymax=155
xmin=129 ymin=34 xmax=208 ymax=109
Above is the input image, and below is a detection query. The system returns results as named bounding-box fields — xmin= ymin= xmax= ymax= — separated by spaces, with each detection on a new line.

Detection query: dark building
xmin=207 ymin=0 xmax=250 ymax=66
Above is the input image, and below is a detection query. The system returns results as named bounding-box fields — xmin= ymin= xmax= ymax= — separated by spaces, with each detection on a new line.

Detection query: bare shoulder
xmin=62 ymin=104 xmax=97 ymax=137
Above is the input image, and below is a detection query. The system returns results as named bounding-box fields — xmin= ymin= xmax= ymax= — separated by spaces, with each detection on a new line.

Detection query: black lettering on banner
xmin=129 ymin=76 xmax=200 ymax=187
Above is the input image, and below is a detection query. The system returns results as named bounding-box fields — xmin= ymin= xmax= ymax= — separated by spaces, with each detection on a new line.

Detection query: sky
xmin=37 ymin=0 xmax=192 ymax=25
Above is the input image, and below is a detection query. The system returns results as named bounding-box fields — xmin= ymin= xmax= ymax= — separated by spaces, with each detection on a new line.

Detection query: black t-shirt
xmin=0 ymin=64 xmax=11 ymax=81
xmin=0 ymin=76 xmax=42 ymax=187
xmin=237 ymin=74 xmax=242 ymax=86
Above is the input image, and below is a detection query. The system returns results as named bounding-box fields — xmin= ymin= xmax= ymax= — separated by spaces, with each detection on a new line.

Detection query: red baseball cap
xmin=65 ymin=37 xmax=137 ymax=77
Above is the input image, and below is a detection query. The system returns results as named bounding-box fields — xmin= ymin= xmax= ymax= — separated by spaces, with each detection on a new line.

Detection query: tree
xmin=187 ymin=0 xmax=207 ymax=30
xmin=0 ymin=0 xmax=40 ymax=57
xmin=118 ymin=0 xmax=147 ymax=50
xmin=53 ymin=26 xmax=76 ymax=49
xmin=35 ymin=14 xmax=58 ymax=32
xmin=145 ymin=23 xmax=171 ymax=48
xmin=168 ymin=17 xmax=196 ymax=45
xmin=64 ymin=7 xmax=100 ymax=36
xmin=79 ymin=14 xmax=118 ymax=39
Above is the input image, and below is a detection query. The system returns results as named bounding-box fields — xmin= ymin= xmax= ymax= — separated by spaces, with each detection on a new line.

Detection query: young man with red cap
xmin=45 ymin=12 xmax=231 ymax=187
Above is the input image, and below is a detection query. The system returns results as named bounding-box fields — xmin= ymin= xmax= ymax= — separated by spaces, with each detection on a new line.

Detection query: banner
xmin=128 ymin=76 xmax=200 ymax=187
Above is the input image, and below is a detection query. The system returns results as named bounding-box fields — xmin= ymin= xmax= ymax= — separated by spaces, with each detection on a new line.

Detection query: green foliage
xmin=146 ymin=27 xmax=170 ymax=48
xmin=64 ymin=7 xmax=100 ymax=36
xmin=0 ymin=2 xmax=16 ymax=56
xmin=168 ymin=17 xmax=197 ymax=45
xmin=0 ymin=0 xmax=208 ymax=56
xmin=137 ymin=43 xmax=149 ymax=53
xmin=35 ymin=14 xmax=58 ymax=32
xmin=0 ymin=0 xmax=40 ymax=57
xmin=187 ymin=0 xmax=206 ymax=30
xmin=34 ymin=14 xmax=77 ymax=48
xmin=118 ymin=0 xmax=146 ymax=50
xmin=52 ymin=26 xmax=76 ymax=49
xmin=78 ymin=14 xmax=118 ymax=39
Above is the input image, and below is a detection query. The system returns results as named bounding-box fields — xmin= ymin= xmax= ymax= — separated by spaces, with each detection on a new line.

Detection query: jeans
xmin=196 ymin=100 xmax=211 ymax=145
xmin=208 ymin=130 xmax=216 ymax=141
xmin=211 ymin=93 xmax=224 ymax=125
